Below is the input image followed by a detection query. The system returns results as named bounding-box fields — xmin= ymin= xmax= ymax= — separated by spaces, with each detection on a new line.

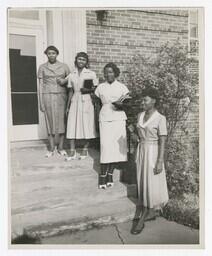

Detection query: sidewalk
xmin=42 ymin=218 xmax=199 ymax=245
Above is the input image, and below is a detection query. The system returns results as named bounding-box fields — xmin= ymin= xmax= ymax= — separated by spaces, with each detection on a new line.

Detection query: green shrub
xmin=125 ymin=40 xmax=199 ymax=228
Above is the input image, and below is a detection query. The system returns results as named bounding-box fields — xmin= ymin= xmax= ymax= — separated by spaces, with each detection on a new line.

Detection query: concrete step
xmin=11 ymin=147 xmax=137 ymax=239
xmin=24 ymin=196 xmax=136 ymax=238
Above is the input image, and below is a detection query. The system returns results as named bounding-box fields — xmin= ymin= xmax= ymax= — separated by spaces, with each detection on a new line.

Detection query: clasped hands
xmin=80 ymin=87 xmax=94 ymax=94
xmin=56 ymin=77 xmax=67 ymax=86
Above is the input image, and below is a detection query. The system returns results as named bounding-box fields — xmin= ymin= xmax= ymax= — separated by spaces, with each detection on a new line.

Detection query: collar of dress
xmin=73 ymin=67 xmax=89 ymax=75
xmin=45 ymin=61 xmax=63 ymax=70
xmin=138 ymin=110 xmax=159 ymax=128
xmin=105 ymin=80 xmax=118 ymax=86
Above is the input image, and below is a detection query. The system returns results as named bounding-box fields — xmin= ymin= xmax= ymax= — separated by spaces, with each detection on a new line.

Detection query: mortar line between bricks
xmin=88 ymin=41 xmax=158 ymax=49
xmin=113 ymin=224 xmax=125 ymax=244
xmin=87 ymin=23 xmax=188 ymax=34
xmin=87 ymin=10 xmax=188 ymax=18
xmin=128 ymin=10 xmax=189 ymax=18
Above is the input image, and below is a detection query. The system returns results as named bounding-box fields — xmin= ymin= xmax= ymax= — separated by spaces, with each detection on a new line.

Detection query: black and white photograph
xmin=5 ymin=5 xmax=204 ymax=248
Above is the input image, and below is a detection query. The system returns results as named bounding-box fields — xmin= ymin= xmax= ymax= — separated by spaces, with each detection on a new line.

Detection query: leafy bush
xmin=125 ymin=40 xmax=198 ymax=138
xmin=125 ymin=40 xmax=199 ymax=228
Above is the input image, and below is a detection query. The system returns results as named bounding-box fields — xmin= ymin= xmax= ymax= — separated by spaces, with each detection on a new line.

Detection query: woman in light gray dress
xmin=38 ymin=46 xmax=70 ymax=157
xmin=129 ymin=88 xmax=169 ymax=234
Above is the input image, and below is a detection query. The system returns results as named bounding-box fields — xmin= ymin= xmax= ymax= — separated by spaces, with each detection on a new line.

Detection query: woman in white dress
xmin=59 ymin=52 xmax=98 ymax=160
xmin=95 ymin=63 xmax=129 ymax=189
xmin=129 ymin=87 xmax=169 ymax=235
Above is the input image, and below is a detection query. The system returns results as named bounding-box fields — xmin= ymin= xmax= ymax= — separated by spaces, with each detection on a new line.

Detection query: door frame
xmin=8 ymin=26 xmax=47 ymax=141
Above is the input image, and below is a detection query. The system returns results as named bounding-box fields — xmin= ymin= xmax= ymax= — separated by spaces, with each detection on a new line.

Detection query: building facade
xmin=8 ymin=8 xmax=199 ymax=142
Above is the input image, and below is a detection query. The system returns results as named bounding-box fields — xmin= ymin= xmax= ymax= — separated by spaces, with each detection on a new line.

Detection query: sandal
xmin=65 ymin=150 xmax=77 ymax=161
xmin=57 ymin=149 xmax=67 ymax=156
xmin=79 ymin=149 xmax=88 ymax=160
xmin=45 ymin=151 xmax=54 ymax=158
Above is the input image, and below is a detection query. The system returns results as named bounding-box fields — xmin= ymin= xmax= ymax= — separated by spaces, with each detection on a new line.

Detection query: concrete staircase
xmin=11 ymin=146 xmax=137 ymax=238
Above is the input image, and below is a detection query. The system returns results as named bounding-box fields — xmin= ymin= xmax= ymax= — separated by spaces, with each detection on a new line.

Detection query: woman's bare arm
xmin=158 ymin=135 xmax=166 ymax=162
xmin=66 ymin=88 xmax=74 ymax=116
xmin=38 ymin=78 xmax=45 ymax=112
xmin=154 ymin=135 xmax=167 ymax=174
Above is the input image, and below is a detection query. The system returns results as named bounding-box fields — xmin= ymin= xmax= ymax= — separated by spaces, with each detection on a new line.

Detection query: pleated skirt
xmin=43 ymin=93 xmax=67 ymax=135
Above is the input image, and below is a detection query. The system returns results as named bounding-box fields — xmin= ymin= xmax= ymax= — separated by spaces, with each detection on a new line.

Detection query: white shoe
xmin=106 ymin=182 xmax=114 ymax=188
xmin=106 ymin=173 xmax=114 ymax=187
xmin=98 ymin=184 xmax=107 ymax=189
xmin=45 ymin=151 xmax=54 ymax=158
xmin=65 ymin=151 xmax=77 ymax=161
xmin=79 ymin=150 xmax=88 ymax=160
xmin=57 ymin=150 xmax=67 ymax=156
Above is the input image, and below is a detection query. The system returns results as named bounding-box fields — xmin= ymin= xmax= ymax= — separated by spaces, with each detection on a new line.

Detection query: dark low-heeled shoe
xmin=130 ymin=223 xmax=145 ymax=235
xmin=144 ymin=216 xmax=156 ymax=222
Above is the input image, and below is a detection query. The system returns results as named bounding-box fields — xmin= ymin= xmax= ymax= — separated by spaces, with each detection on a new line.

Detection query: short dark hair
xmin=103 ymin=62 xmax=120 ymax=78
xmin=44 ymin=45 xmax=59 ymax=55
xmin=74 ymin=52 xmax=89 ymax=68
xmin=142 ymin=87 xmax=160 ymax=106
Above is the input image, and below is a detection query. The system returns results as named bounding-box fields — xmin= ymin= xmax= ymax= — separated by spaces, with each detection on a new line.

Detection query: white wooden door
xmin=8 ymin=27 xmax=47 ymax=141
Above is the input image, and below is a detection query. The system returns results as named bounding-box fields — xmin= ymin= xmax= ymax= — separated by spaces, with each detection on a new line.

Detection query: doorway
xmin=8 ymin=27 xmax=47 ymax=141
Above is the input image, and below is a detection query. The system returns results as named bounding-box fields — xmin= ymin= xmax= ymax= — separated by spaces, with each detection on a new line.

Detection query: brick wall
xmin=86 ymin=9 xmax=199 ymax=165
xmin=87 ymin=10 xmax=189 ymax=81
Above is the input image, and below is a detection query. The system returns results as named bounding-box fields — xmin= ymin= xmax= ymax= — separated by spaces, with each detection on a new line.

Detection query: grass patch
xmin=162 ymin=193 xmax=199 ymax=229
xmin=12 ymin=234 xmax=41 ymax=244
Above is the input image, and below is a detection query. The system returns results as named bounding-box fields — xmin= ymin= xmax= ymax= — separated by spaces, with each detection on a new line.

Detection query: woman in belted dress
xmin=37 ymin=46 xmax=70 ymax=157
xmin=129 ymin=88 xmax=169 ymax=234
xmin=95 ymin=62 xmax=129 ymax=189
xmin=60 ymin=52 xmax=98 ymax=160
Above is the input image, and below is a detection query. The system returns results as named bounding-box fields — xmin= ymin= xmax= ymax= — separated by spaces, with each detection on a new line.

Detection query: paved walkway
xmin=11 ymin=145 xmax=199 ymax=245
xmin=42 ymin=218 xmax=199 ymax=245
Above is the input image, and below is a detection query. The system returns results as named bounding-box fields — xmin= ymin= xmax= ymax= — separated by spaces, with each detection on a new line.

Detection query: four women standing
xmin=38 ymin=46 xmax=169 ymax=234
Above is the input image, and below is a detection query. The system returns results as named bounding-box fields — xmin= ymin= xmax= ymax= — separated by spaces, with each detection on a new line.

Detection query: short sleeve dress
xmin=66 ymin=68 xmax=98 ymax=139
xmin=136 ymin=110 xmax=169 ymax=209
xmin=95 ymin=80 xmax=129 ymax=164
xmin=37 ymin=61 xmax=70 ymax=135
